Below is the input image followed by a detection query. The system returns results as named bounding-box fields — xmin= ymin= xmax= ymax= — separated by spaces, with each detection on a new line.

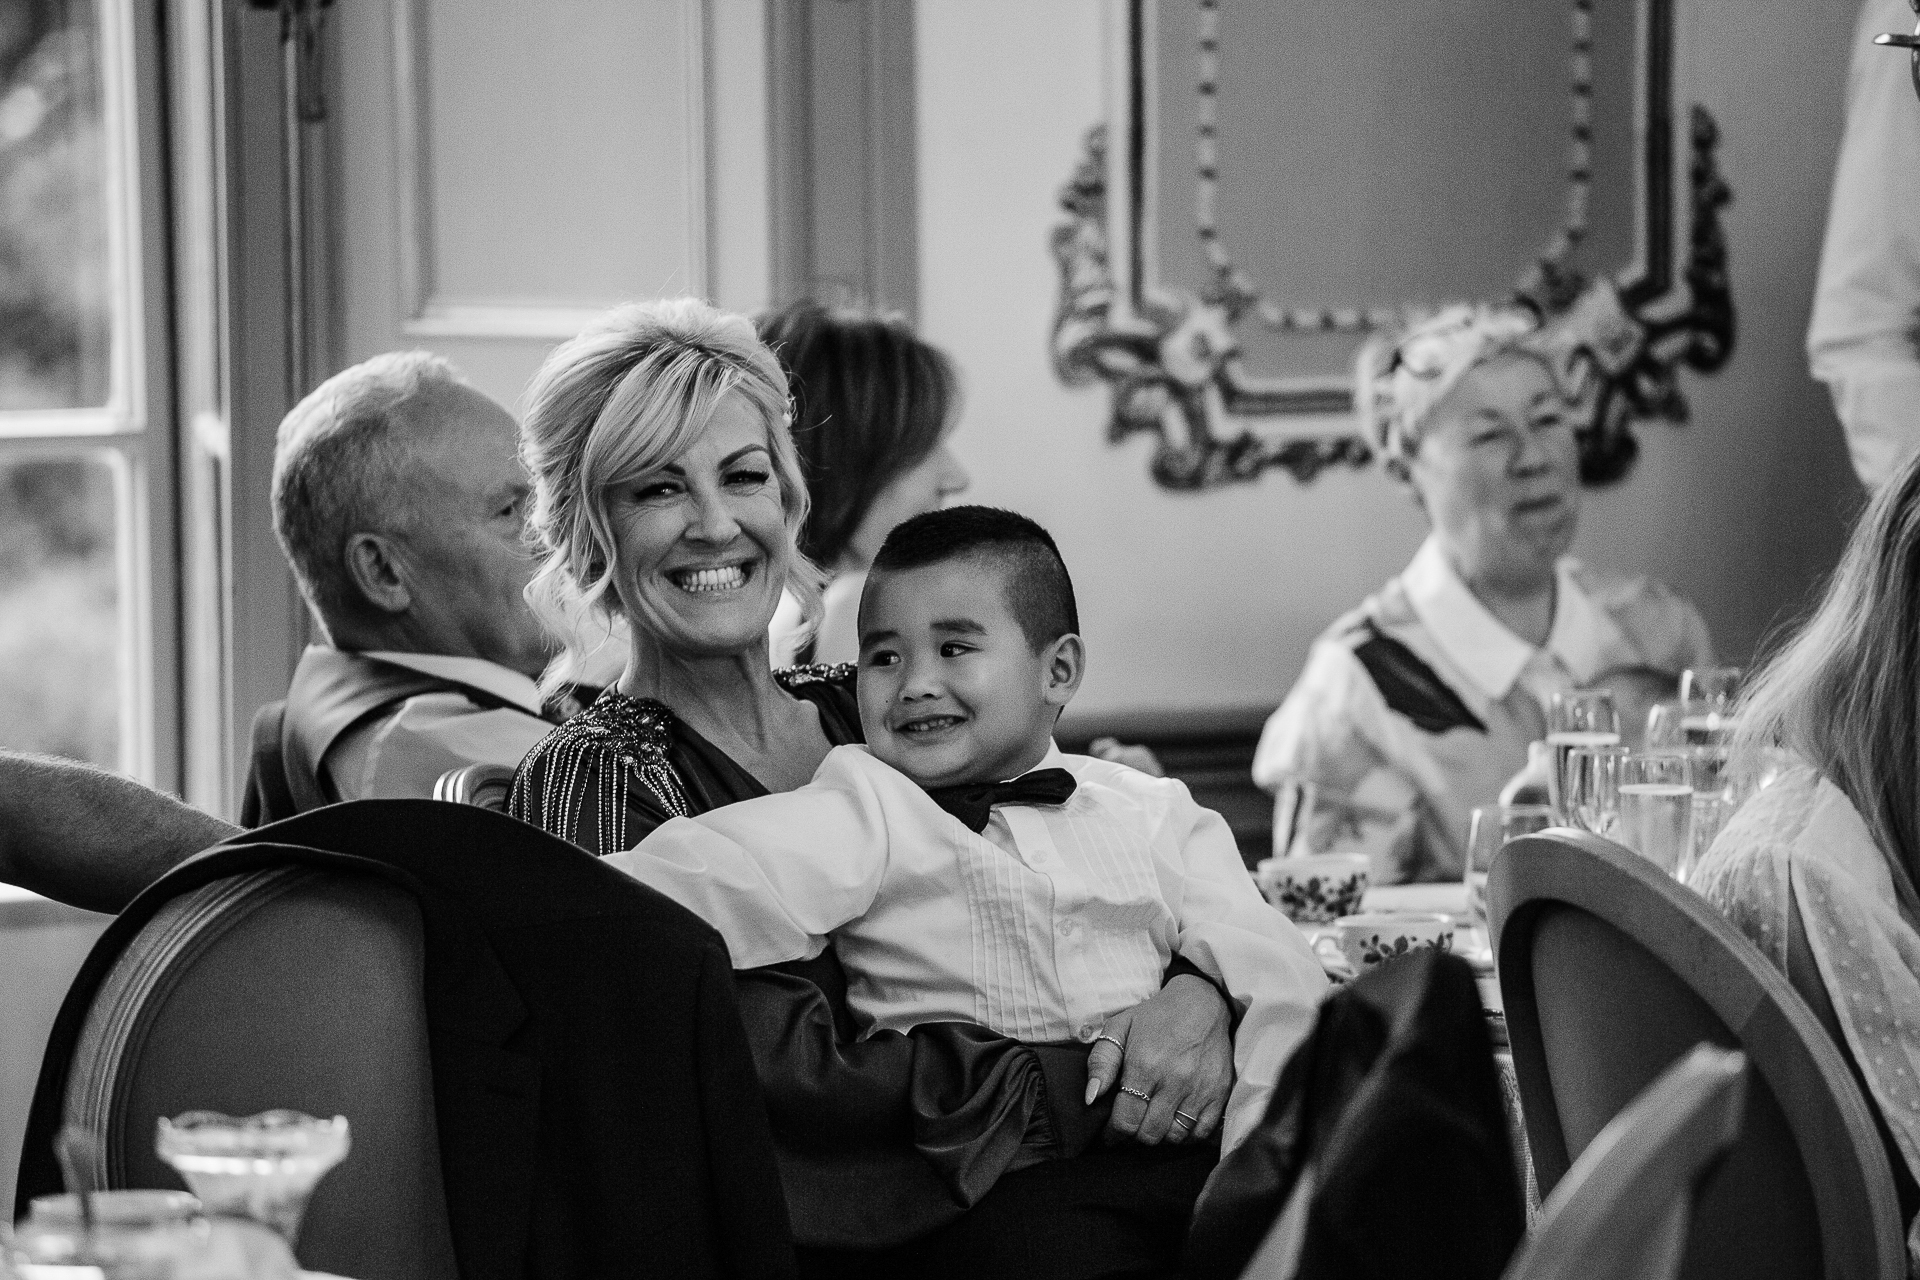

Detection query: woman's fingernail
xmin=1084 ymin=1080 xmax=1100 ymax=1106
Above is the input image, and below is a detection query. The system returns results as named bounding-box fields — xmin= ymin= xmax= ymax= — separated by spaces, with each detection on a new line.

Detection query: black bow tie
xmin=925 ymin=768 xmax=1078 ymax=834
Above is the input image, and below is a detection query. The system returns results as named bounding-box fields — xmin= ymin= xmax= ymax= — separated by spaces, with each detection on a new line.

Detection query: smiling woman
xmin=503 ymin=298 xmax=1240 ymax=1269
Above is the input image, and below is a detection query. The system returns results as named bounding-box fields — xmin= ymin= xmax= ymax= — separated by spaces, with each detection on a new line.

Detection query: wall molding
xmin=1049 ymin=0 xmax=1733 ymax=491
xmin=388 ymin=0 xmax=711 ymax=341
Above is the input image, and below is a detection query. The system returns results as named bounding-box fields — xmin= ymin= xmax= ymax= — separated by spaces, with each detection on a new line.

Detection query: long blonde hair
xmin=1734 ymin=451 xmax=1920 ymax=916
xmin=519 ymin=298 xmax=824 ymax=693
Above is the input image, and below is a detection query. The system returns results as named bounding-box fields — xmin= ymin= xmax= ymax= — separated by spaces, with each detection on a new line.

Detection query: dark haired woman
xmin=756 ymin=300 xmax=970 ymax=665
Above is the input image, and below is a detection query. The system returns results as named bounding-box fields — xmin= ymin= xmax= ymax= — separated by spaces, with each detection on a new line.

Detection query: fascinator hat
xmin=1356 ymin=303 xmax=1557 ymax=481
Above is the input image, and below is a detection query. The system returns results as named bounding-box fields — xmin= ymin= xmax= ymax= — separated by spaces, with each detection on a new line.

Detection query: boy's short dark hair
xmin=870 ymin=506 xmax=1079 ymax=650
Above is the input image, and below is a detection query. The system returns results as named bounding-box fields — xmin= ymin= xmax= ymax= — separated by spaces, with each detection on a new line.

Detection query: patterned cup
xmin=1256 ymin=853 xmax=1372 ymax=923
xmin=1330 ymin=911 xmax=1454 ymax=974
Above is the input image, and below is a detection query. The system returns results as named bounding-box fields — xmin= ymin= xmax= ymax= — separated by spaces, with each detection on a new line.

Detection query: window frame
xmin=0 ymin=0 xmax=182 ymax=790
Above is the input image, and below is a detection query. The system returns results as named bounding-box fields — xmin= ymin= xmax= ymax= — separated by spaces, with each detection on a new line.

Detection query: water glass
xmin=1617 ymin=752 xmax=1695 ymax=878
xmin=1564 ymin=743 xmax=1625 ymax=838
xmin=1547 ymin=690 xmax=1621 ymax=823
xmin=1464 ymin=803 xmax=1554 ymax=936
xmin=1643 ymin=700 xmax=1685 ymax=750
xmin=1680 ymin=666 xmax=1742 ymax=746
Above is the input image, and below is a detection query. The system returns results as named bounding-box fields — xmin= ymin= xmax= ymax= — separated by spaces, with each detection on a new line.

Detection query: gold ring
xmin=1093 ymin=1033 xmax=1125 ymax=1053
xmin=1173 ymin=1111 xmax=1199 ymax=1127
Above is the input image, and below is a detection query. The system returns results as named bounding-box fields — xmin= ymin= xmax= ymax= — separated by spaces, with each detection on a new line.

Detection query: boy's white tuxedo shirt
xmin=606 ymin=743 xmax=1329 ymax=1148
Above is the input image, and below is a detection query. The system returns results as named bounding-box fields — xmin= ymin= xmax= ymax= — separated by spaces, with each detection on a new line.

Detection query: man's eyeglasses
xmin=1874 ymin=0 xmax=1920 ymax=103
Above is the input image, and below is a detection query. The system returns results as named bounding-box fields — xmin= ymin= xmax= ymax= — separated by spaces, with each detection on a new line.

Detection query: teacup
xmin=1326 ymin=910 xmax=1454 ymax=974
xmin=1256 ymin=853 xmax=1371 ymax=923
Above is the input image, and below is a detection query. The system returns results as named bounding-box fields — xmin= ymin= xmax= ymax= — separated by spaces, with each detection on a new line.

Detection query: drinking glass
xmin=1547 ymin=691 xmax=1620 ymax=823
xmin=155 ymin=1110 xmax=349 ymax=1247
xmin=1643 ymin=700 xmax=1685 ymax=750
xmin=1680 ymin=666 xmax=1742 ymax=746
xmin=1617 ymin=752 xmax=1695 ymax=878
xmin=1564 ymin=743 xmax=1625 ymax=839
xmin=1464 ymin=803 xmax=1553 ymax=939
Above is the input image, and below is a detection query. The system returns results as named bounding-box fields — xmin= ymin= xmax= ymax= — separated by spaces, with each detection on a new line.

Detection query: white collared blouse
xmin=1253 ymin=537 xmax=1715 ymax=883
xmin=1692 ymin=765 xmax=1920 ymax=1272
xmin=606 ymin=743 xmax=1329 ymax=1150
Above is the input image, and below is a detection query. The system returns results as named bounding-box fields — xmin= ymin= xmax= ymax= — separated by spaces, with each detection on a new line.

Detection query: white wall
xmin=916 ymin=0 xmax=1861 ymax=725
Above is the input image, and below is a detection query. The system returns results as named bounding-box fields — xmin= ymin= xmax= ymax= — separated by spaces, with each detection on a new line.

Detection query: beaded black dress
xmin=507 ymin=665 xmax=1056 ymax=1250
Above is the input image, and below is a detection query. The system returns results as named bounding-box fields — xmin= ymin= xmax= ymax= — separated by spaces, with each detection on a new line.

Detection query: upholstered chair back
xmin=1503 ymin=1044 xmax=1747 ymax=1280
xmin=1489 ymin=828 xmax=1904 ymax=1280
xmin=432 ymin=763 xmax=516 ymax=812
xmin=59 ymin=867 xmax=457 ymax=1280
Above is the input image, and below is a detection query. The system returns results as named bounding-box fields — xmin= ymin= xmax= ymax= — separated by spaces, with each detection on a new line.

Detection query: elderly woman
xmin=504 ymin=298 xmax=1232 ymax=1274
xmin=757 ymin=301 xmax=972 ymax=666
xmin=1254 ymin=304 xmax=1715 ymax=884
xmin=1692 ymin=451 xmax=1920 ymax=1264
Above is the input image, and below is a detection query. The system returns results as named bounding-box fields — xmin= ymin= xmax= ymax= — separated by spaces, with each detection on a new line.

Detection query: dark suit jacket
xmin=1183 ymin=949 xmax=1522 ymax=1280
xmin=20 ymin=801 xmax=796 ymax=1280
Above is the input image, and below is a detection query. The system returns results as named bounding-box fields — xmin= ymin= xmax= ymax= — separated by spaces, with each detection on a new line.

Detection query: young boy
xmin=606 ymin=506 xmax=1327 ymax=1152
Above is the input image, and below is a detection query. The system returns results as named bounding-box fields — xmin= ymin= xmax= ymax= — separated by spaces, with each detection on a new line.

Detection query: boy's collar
xmin=855 ymin=738 xmax=1069 ymax=788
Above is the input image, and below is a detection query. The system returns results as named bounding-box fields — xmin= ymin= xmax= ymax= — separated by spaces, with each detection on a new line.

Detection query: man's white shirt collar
xmin=363 ymin=650 xmax=546 ymax=718
xmin=1399 ymin=536 xmax=1620 ymax=702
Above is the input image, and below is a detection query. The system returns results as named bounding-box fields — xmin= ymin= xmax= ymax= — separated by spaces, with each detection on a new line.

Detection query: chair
xmin=433 ymin=762 xmax=516 ymax=811
xmin=1502 ymin=1044 xmax=1747 ymax=1280
xmin=1489 ymin=827 xmax=1904 ymax=1279
xmin=55 ymin=867 xmax=458 ymax=1280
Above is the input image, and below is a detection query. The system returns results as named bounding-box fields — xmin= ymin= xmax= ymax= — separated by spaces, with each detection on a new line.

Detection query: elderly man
xmin=0 ymin=354 xmax=562 ymax=903
xmin=252 ymin=351 xmax=559 ymax=816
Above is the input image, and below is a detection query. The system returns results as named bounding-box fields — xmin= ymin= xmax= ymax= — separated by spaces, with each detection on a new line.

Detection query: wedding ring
xmin=1118 ymin=1084 xmax=1153 ymax=1102
xmin=1093 ymin=1033 xmax=1125 ymax=1053
xmin=1173 ymin=1111 xmax=1199 ymax=1128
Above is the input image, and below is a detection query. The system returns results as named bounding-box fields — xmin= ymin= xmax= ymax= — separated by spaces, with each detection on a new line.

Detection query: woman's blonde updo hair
xmin=519 ymin=298 xmax=823 ymax=689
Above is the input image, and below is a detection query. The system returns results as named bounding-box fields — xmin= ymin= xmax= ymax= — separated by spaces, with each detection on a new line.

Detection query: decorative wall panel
xmin=392 ymin=0 xmax=709 ymax=339
xmin=1051 ymin=0 xmax=1733 ymax=490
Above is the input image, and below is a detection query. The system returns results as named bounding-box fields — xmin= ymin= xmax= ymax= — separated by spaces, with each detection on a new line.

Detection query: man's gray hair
xmin=271 ymin=350 xmax=467 ymax=627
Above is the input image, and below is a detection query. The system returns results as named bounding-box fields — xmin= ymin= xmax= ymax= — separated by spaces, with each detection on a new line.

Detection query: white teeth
xmin=673 ymin=565 xmax=748 ymax=593
xmin=902 ymin=717 xmax=961 ymax=734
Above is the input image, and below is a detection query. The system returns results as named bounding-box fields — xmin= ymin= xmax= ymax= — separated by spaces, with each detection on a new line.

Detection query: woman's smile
xmin=668 ymin=561 xmax=755 ymax=594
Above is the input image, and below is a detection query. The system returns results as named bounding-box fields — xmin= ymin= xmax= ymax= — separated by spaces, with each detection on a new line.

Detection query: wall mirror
xmin=1051 ymin=0 xmax=1734 ymax=490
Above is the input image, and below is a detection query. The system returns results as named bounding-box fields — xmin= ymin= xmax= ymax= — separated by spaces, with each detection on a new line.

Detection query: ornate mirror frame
xmin=1050 ymin=0 xmax=1734 ymax=491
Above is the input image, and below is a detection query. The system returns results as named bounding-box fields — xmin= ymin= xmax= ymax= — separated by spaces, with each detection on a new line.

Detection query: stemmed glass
xmin=1680 ymin=666 xmax=1742 ymax=743
xmin=1564 ymin=743 xmax=1625 ymax=839
xmin=1464 ymin=803 xmax=1553 ymax=943
xmin=1547 ymin=690 xmax=1620 ymax=824
xmin=155 ymin=1111 xmax=350 ymax=1248
xmin=1617 ymin=752 xmax=1695 ymax=879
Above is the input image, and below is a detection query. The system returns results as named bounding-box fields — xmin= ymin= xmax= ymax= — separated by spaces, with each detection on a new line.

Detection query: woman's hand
xmin=1083 ymin=974 xmax=1233 ymax=1145
xmin=1088 ymin=737 xmax=1166 ymax=777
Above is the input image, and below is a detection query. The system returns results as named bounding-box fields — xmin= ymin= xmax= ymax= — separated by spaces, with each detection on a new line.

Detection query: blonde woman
xmin=505 ymin=298 xmax=1235 ymax=1270
xmin=1693 ymin=450 xmax=1920 ymax=1262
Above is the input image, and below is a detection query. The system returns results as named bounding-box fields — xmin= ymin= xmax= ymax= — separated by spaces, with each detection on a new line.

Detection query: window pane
xmin=0 ymin=0 xmax=109 ymax=410
xmin=0 ymin=451 xmax=121 ymax=766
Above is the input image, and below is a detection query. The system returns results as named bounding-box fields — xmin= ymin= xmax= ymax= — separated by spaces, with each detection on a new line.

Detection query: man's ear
xmin=344 ymin=532 xmax=412 ymax=615
xmin=1040 ymin=633 xmax=1086 ymax=710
